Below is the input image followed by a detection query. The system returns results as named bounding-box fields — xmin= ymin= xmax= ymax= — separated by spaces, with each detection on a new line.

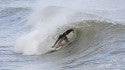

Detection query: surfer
xmin=52 ymin=29 xmax=74 ymax=48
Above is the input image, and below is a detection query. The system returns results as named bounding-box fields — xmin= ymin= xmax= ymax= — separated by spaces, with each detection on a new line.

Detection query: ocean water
xmin=1 ymin=0 xmax=125 ymax=70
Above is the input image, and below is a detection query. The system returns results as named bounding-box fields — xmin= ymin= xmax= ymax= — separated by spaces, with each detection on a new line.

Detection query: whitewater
xmin=0 ymin=0 xmax=125 ymax=70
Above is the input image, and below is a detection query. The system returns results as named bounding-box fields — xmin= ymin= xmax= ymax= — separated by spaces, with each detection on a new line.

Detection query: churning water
xmin=0 ymin=0 xmax=125 ymax=70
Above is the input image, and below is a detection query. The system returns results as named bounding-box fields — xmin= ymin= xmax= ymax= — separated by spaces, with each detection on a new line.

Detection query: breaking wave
xmin=14 ymin=6 xmax=125 ymax=58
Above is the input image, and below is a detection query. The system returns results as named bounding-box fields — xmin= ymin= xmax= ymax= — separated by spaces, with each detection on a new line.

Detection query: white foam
xmin=14 ymin=0 xmax=125 ymax=55
xmin=14 ymin=6 xmax=75 ymax=55
xmin=13 ymin=5 xmax=106 ymax=55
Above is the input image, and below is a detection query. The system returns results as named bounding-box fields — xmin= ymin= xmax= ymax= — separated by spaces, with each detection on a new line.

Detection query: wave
xmin=14 ymin=6 xmax=125 ymax=56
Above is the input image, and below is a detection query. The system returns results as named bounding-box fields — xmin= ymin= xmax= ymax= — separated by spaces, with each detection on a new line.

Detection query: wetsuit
xmin=64 ymin=29 xmax=74 ymax=35
xmin=52 ymin=29 xmax=74 ymax=48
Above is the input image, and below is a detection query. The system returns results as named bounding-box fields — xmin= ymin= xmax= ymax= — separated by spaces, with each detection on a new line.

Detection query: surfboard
xmin=46 ymin=50 xmax=58 ymax=53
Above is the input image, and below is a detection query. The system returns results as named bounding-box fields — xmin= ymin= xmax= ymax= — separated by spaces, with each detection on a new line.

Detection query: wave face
xmin=44 ymin=21 xmax=125 ymax=70
xmin=14 ymin=6 xmax=105 ymax=55
xmin=13 ymin=6 xmax=125 ymax=69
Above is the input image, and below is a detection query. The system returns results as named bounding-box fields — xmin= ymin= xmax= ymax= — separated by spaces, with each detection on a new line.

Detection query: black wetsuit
xmin=52 ymin=29 xmax=74 ymax=48
xmin=64 ymin=29 xmax=74 ymax=35
xmin=58 ymin=34 xmax=64 ymax=40
xmin=58 ymin=29 xmax=74 ymax=40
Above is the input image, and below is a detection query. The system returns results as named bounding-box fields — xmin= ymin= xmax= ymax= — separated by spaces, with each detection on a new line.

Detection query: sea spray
xmin=14 ymin=6 xmax=108 ymax=55
xmin=14 ymin=6 xmax=75 ymax=55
